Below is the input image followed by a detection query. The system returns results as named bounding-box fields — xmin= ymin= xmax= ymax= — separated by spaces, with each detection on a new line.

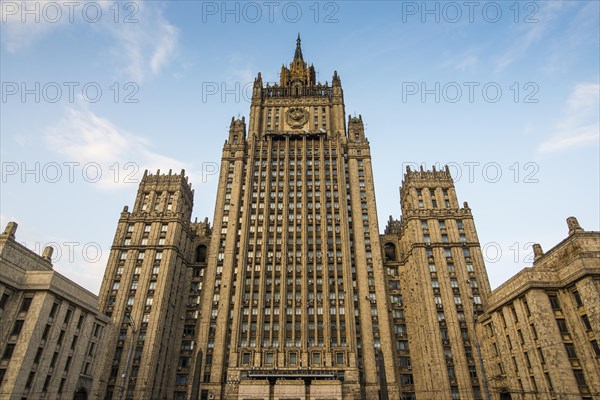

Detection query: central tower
xmin=194 ymin=36 xmax=399 ymax=400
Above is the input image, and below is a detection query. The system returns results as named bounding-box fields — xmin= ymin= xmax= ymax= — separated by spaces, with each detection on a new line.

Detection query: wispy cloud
xmin=454 ymin=55 xmax=478 ymax=71
xmin=538 ymin=83 xmax=600 ymax=153
xmin=494 ymin=1 xmax=565 ymax=73
xmin=104 ymin=1 xmax=179 ymax=82
xmin=1 ymin=1 xmax=178 ymax=82
xmin=44 ymin=107 xmax=188 ymax=189
xmin=1 ymin=0 xmax=65 ymax=52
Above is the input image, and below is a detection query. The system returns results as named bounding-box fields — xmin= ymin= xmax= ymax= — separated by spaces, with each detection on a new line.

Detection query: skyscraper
xmin=97 ymin=36 xmax=494 ymax=400
xmin=382 ymin=168 xmax=493 ymax=399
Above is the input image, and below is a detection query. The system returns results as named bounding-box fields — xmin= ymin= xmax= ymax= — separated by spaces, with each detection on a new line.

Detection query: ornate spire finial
xmin=294 ymin=33 xmax=303 ymax=61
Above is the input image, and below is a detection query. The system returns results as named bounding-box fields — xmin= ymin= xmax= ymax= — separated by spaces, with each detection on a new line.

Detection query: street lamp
xmin=118 ymin=307 xmax=138 ymax=400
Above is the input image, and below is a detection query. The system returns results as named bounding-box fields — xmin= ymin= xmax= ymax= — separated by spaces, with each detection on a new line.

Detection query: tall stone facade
xmin=96 ymin=170 xmax=206 ymax=400
xmin=98 ymin=35 xmax=399 ymax=400
xmin=0 ymin=222 xmax=111 ymax=400
xmin=382 ymin=167 xmax=493 ymax=400
xmin=478 ymin=217 xmax=600 ymax=400
xmin=12 ymin=38 xmax=600 ymax=400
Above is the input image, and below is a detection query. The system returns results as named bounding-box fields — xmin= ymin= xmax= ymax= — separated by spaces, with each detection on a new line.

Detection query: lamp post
xmin=118 ymin=307 xmax=137 ymax=400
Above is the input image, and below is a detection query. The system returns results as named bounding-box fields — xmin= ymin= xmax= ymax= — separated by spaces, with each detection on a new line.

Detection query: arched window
xmin=195 ymin=245 xmax=207 ymax=263
xmin=384 ymin=243 xmax=396 ymax=261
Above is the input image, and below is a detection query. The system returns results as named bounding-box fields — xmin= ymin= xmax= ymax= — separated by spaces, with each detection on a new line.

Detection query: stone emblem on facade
xmin=286 ymin=107 xmax=309 ymax=129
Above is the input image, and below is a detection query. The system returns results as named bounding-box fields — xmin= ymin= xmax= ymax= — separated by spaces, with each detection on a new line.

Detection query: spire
xmin=294 ymin=33 xmax=303 ymax=61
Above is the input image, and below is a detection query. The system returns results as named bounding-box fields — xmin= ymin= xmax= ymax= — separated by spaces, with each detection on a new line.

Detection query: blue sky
xmin=1 ymin=0 xmax=599 ymax=293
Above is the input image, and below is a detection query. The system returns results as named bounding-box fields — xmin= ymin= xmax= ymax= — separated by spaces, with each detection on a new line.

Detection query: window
xmin=25 ymin=371 xmax=35 ymax=388
xmin=11 ymin=320 xmax=24 ymax=335
xmin=42 ymin=324 xmax=51 ymax=340
xmin=548 ymin=294 xmax=560 ymax=310
xmin=312 ymin=352 xmax=321 ymax=365
xmin=50 ymin=351 xmax=59 ymax=367
xmin=573 ymin=370 xmax=587 ymax=387
xmin=265 ymin=352 xmax=274 ymax=365
xmin=537 ymin=348 xmax=545 ymax=364
xmin=565 ymin=343 xmax=577 ymax=359
xmin=591 ymin=340 xmax=600 ymax=357
xmin=242 ymin=352 xmax=251 ymax=365
xmin=400 ymin=374 xmax=414 ymax=385
xmin=581 ymin=315 xmax=592 ymax=331
xmin=492 ymin=343 xmax=499 ymax=356
xmin=289 ymin=352 xmax=297 ymax=365
xmin=530 ymin=324 xmax=538 ymax=340
xmin=545 ymin=373 xmax=553 ymax=392
xmin=556 ymin=319 xmax=569 ymax=334
xmin=77 ymin=314 xmax=85 ymax=329
xmin=572 ymin=290 xmax=583 ymax=307
xmin=2 ymin=344 xmax=15 ymax=360
xmin=176 ymin=374 xmax=188 ymax=385
xmin=510 ymin=305 xmax=518 ymax=322
xmin=523 ymin=299 xmax=531 ymax=316
xmin=19 ymin=296 xmax=33 ymax=312
xmin=530 ymin=376 xmax=538 ymax=392
xmin=0 ymin=293 xmax=10 ymax=310
xmin=34 ymin=347 xmax=43 ymax=364
xmin=451 ymin=387 xmax=460 ymax=399
xmin=57 ymin=330 xmax=65 ymax=345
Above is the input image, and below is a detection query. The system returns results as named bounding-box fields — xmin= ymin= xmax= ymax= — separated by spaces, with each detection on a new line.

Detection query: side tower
xmin=97 ymin=170 xmax=196 ymax=400
xmin=397 ymin=166 xmax=492 ymax=399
